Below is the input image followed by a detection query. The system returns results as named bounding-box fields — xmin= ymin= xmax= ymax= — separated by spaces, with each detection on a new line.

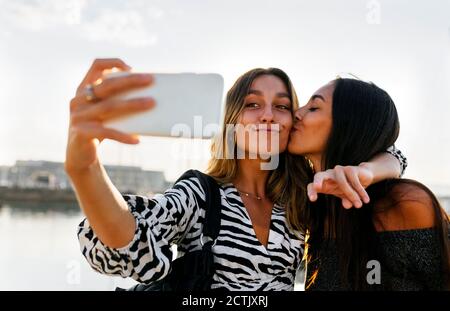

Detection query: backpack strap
xmin=174 ymin=169 xmax=221 ymax=242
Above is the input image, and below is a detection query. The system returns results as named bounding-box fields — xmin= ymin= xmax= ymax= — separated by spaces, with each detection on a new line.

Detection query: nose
xmin=294 ymin=108 xmax=303 ymax=121
xmin=260 ymin=105 xmax=274 ymax=123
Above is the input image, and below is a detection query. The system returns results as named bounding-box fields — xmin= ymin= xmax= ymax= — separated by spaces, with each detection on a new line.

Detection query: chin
xmin=287 ymin=136 xmax=303 ymax=155
xmin=288 ymin=143 xmax=300 ymax=155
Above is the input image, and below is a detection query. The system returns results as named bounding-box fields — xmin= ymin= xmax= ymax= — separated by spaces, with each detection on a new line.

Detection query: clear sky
xmin=0 ymin=0 xmax=449 ymax=194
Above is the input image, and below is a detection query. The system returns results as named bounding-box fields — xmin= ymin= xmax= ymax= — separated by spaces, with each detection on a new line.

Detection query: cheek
xmin=305 ymin=114 xmax=327 ymax=133
xmin=277 ymin=111 xmax=293 ymax=133
xmin=238 ymin=110 xmax=257 ymax=126
xmin=288 ymin=115 xmax=331 ymax=154
xmin=279 ymin=115 xmax=293 ymax=148
xmin=282 ymin=113 xmax=293 ymax=130
xmin=316 ymin=118 xmax=332 ymax=148
xmin=287 ymin=131 xmax=303 ymax=154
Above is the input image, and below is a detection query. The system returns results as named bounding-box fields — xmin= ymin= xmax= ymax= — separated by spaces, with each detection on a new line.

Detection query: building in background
xmin=0 ymin=160 xmax=449 ymax=214
xmin=0 ymin=166 xmax=11 ymax=187
xmin=0 ymin=160 xmax=170 ymax=196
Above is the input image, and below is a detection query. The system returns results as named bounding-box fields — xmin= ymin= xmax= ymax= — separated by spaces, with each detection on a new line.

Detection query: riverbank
xmin=0 ymin=186 xmax=78 ymax=204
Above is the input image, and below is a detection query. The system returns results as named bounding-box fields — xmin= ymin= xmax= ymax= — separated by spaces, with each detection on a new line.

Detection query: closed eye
xmin=309 ymin=107 xmax=318 ymax=112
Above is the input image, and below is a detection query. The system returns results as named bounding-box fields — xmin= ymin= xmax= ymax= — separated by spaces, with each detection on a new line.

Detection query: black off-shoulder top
xmin=305 ymin=227 xmax=449 ymax=291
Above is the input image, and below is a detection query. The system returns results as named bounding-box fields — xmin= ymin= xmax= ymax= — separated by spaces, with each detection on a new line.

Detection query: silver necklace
xmin=236 ymin=188 xmax=263 ymax=200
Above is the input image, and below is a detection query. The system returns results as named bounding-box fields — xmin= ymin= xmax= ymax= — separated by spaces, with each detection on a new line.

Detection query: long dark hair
xmin=297 ymin=78 xmax=450 ymax=290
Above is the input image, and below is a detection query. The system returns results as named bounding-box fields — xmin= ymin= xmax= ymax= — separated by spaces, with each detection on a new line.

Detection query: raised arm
xmin=77 ymin=174 xmax=206 ymax=282
xmin=67 ymin=59 xmax=208 ymax=282
xmin=65 ymin=58 xmax=155 ymax=248
xmin=68 ymin=160 xmax=137 ymax=248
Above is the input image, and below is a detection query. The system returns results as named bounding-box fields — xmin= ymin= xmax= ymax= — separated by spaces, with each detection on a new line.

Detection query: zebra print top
xmin=77 ymin=176 xmax=305 ymax=291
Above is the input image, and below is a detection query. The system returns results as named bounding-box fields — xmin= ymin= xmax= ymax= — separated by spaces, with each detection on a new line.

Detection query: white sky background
xmin=0 ymin=0 xmax=449 ymax=193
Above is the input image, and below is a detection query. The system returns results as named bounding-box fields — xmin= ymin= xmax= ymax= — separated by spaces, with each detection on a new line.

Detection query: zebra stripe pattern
xmin=77 ymin=175 xmax=305 ymax=291
xmin=386 ymin=145 xmax=408 ymax=177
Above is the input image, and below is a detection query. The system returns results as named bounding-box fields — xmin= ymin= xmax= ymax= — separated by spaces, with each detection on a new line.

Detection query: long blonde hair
xmin=206 ymin=68 xmax=299 ymax=206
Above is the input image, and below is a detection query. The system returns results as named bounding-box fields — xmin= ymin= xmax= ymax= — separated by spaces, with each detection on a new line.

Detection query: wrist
xmin=65 ymin=158 xmax=101 ymax=180
xmin=358 ymin=161 xmax=372 ymax=172
xmin=358 ymin=162 xmax=378 ymax=186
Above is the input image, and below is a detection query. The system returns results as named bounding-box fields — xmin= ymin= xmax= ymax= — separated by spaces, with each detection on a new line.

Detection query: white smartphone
xmin=103 ymin=72 xmax=224 ymax=139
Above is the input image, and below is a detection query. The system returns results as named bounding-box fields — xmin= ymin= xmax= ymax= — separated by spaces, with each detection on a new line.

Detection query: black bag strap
xmin=174 ymin=169 xmax=221 ymax=241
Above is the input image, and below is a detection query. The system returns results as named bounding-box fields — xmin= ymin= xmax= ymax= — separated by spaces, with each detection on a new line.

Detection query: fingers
xmin=307 ymin=183 xmax=317 ymax=201
xmin=344 ymin=166 xmax=370 ymax=204
xmin=334 ymin=166 xmax=363 ymax=208
xmin=310 ymin=166 xmax=371 ymax=209
xmin=92 ymin=73 xmax=153 ymax=100
xmin=71 ymin=97 xmax=155 ymax=123
xmin=312 ymin=171 xmax=327 ymax=191
xmin=308 ymin=181 xmax=357 ymax=209
xmin=308 ymin=180 xmax=358 ymax=209
xmin=341 ymin=198 xmax=353 ymax=209
xmin=77 ymin=58 xmax=132 ymax=92
xmin=70 ymin=73 xmax=154 ymax=112
xmin=71 ymin=122 xmax=140 ymax=145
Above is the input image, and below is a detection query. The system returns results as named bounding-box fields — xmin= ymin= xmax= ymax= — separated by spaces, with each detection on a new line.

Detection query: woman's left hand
xmin=307 ymin=165 xmax=374 ymax=209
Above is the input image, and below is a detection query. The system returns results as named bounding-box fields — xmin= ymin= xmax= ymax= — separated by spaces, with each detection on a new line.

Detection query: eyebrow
xmin=310 ymin=94 xmax=325 ymax=102
xmin=248 ymin=89 xmax=291 ymax=98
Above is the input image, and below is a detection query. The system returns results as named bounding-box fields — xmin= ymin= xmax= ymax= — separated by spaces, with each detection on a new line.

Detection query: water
xmin=0 ymin=202 xmax=304 ymax=291
xmin=0 ymin=202 xmax=137 ymax=291
xmin=1 ymin=196 xmax=447 ymax=291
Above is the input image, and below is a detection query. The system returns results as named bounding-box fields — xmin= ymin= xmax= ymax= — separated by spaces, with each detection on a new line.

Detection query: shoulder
xmin=166 ymin=170 xmax=223 ymax=200
xmin=373 ymin=180 xmax=439 ymax=231
xmin=170 ymin=170 xmax=205 ymax=191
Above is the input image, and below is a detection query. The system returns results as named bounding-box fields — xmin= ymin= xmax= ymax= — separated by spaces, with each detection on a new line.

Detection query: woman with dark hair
xmin=287 ymin=78 xmax=450 ymax=290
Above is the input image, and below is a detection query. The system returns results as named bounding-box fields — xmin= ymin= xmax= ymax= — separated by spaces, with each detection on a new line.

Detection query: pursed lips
xmin=256 ymin=129 xmax=280 ymax=133
xmin=254 ymin=126 xmax=281 ymax=133
xmin=291 ymin=123 xmax=302 ymax=132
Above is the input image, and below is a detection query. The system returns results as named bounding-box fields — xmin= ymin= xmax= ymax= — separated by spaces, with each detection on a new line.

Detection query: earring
xmin=305 ymin=157 xmax=315 ymax=173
